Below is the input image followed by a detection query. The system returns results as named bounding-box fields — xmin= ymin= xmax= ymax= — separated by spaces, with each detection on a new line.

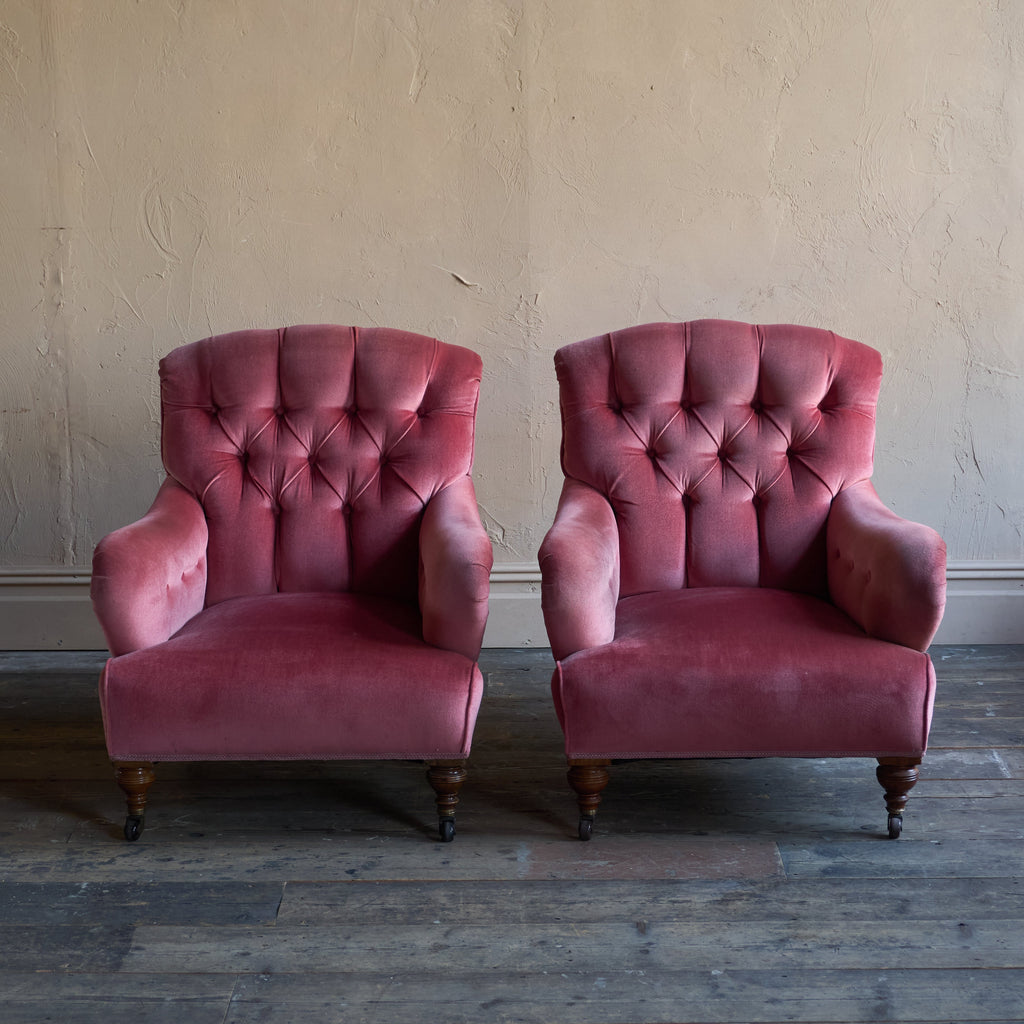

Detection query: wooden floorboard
xmin=0 ymin=644 xmax=1022 ymax=1023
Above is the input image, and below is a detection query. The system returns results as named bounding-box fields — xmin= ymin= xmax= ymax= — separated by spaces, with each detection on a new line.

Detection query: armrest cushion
xmin=827 ymin=480 xmax=946 ymax=652
xmin=538 ymin=479 xmax=620 ymax=661
xmin=418 ymin=475 xmax=493 ymax=661
xmin=91 ymin=478 xmax=209 ymax=656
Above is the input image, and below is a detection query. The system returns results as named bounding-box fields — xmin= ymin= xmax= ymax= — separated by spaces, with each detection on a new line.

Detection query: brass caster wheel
xmin=578 ymin=816 xmax=594 ymax=841
xmin=124 ymin=815 xmax=144 ymax=842
xmin=439 ymin=818 xmax=456 ymax=843
xmin=887 ymin=813 xmax=903 ymax=839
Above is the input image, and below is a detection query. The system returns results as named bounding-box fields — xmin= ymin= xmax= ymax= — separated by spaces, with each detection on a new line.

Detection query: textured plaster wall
xmin=1 ymin=0 xmax=1023 ymax=575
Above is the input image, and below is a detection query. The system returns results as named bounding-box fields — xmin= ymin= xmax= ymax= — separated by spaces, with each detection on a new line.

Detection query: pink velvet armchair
xmin=539 ymin=320 xmax=946 ymax=840
xmin=91 ymin=325 xmax=492 ymax=842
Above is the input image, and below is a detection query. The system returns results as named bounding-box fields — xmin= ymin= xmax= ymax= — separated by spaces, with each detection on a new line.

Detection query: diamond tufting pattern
xmin=556 ymin=319 xmax=881 ymax=597
xmin=160 ymin=324 xmax=482 ymax=606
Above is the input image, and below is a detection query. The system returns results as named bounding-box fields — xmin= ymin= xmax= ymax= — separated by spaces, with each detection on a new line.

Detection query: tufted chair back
xmin=160 ymin=324 xmax=481 ymax=607
xmin=556 ymin=319 xmax=882 ymax=598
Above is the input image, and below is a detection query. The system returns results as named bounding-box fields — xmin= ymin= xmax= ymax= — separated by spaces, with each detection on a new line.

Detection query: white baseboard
xmin=0 ymin=570 xmax=105 ymax=650
xmin=936 ymin=562 xmax=1024 ymax=645
xmin=482 ymin=563 xmax=547 ymax=648
xmin=0 ymin=561 xmax=1021 ymax=650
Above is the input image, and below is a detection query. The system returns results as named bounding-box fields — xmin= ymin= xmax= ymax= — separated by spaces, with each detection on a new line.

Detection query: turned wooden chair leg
xmin=876 ymin=757 xmax=920 ymax=839
xmin=114 ymin=761 xmax=156 ymax=841
xmin=426 ymin=760 xmax=467 ymax=843
xmin=567 ymin=759 xmax=611 ymax=841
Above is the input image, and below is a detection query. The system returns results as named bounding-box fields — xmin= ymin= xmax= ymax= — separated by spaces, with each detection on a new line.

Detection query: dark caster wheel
xmin=124 ymin=816 xmax=144 ymax=842
xmin=439 ymin=818 xmax=456 ymax=843
xmin=578 ymin=816 xmax=594 ymax=841
xmin=887 ymin=813 xmax=903 ymax=839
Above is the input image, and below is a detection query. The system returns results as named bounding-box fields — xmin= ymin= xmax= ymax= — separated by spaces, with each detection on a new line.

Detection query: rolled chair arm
xmin=539 ymin=479 xmax=620 ymax=661
xmin=827 ymin=479 xmax=946 ymax=652
xmin=91 ymin=478 xmax=209 ymax=656
xmin=418 ymin=475 xmax=493 ymax=660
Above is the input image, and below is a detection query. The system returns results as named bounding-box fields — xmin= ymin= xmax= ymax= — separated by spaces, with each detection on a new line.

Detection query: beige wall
xmin=2 ymin=1 xmax=1023 ymax=642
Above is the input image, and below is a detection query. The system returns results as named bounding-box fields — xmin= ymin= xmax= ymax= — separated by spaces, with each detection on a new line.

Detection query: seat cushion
xmin=100 ymin=593 xmax=483 ymax=761
xmin=552 ymin=587 xmax=935 ymax=760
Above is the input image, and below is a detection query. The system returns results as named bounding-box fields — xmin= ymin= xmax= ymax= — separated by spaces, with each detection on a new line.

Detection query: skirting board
xmin=0 ymin=562 xmax=1021 ymax=651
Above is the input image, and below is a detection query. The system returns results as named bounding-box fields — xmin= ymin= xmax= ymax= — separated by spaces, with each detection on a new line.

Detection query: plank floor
xmin=0 ymin=645 xmax=1022 ymax=1023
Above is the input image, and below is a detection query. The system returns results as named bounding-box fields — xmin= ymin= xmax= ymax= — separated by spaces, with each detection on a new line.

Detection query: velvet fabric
xmin=158 ymin=324 xmax=484 ymax=607
xmin=92 ymin=324 xmax=491 ymax=765
xmin=100 ymin=593 xmax=483 ymax=761
xmin=827 ymin=479 xmax=947 ymax=652
xmin=553 ymin=588 xmax=935 ymax=760
xmin=541 ymin=319 xmax=946 ymax=764
xmin=553 ymin=319 xmax=881 ymax=602
xmin=91 ymin=478 xmax=209 ymax=658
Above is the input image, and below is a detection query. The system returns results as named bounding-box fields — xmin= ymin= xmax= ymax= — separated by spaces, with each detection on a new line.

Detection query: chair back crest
xmin=160 ymin=324 xmax=482 ymax=605
xmin=555 ymin=319 xmax=881 ymax=596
